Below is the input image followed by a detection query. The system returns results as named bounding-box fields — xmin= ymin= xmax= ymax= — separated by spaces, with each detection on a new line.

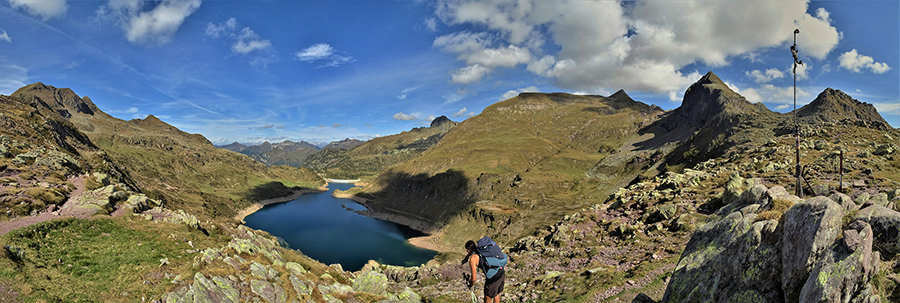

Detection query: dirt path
xmin=0 ymin=175 xmax=88 ymax=237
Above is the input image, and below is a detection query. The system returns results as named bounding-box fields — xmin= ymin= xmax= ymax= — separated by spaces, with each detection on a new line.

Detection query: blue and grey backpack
xmin=475 ymin=236 xmax=508 ymax=279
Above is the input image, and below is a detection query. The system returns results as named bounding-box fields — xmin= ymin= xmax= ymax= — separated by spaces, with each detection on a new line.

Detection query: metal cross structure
xmin=791 ymin=29 xmax=804 ymax=197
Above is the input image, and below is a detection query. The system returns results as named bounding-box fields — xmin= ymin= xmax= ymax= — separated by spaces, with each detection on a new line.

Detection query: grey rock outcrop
xmin=855 ymin=205 xmax=900 ymax=258
xmin=661 ymin=185 xmax=886 ymax=303
xmin=781 ymin=197 xmax=843 ymax=302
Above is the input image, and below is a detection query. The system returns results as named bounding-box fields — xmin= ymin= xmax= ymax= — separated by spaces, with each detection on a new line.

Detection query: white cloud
xmin=0 ymin=30 xmax=10 ymax=43
xmin=424 ymin=18 xmax=437 ymax=32
xmin=297 ymin=43 xmax=334 ymax=61
xmin=450 ymin=64 xmax=490 ymax=84
xmin=296 ymin=43 xmax=354 ymax=67
xmin=0 ymin=64 xmax=28 ymax=95
xmin=205 ymin=17 xmax=236 ymax=38
xmin=434 ymin=0 xmax=841 ymax=96
xmin=793 ymin=62 xmax=810 ymax=80
xmin=775 ymin=104 xmax=790 ymax=110
xmin=433 ymin=31 xmax=493 ymax=55
xmin=392 ymin=112 xmax=418 ymax=121
xmin=9 ymin=0 xmax=67 ymax=20
xmin=232 ymin=27 xmax=271 ymax=54
xmin=873 ymin=101 xmax=900 ymax=116
xmin=98 ymin=0 xmax=201 ymax=45
xmin=205 ymin=18 xmax=271 ymax=55
xmin=668 ymin=91 xmax=680 ymax=102
xmin=741 ymin=88 xmax=762 ymax=103
xmin=466 ymin=45 xmax=531 ymax=68
xmin=839 ymin=49 xmax=891 ymax=74
xmin=747 ymin=68 xmax=785 ymax=84
xmin=426 ymin=115 xmax=436 ymax=121
xmin=499 ymin=85 xmax=539 ymax=101
xmin=761 ymin=84 xmax=809 ymax=102
xmin=726 ymin=81 xmax=762 ymax=103
xmin=109 ymin=107 xmax=140 ymax=114
xmin=452 ymin=107 xmax=469 ymax=117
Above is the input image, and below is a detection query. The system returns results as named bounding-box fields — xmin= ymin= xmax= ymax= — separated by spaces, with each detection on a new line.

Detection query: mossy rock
xmin=352 ymin=271 xmax=388 ymax=295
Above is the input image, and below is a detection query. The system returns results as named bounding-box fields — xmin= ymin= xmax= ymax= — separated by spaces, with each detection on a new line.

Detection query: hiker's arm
xmin=468 ymin=254 xmax=478 ymax=287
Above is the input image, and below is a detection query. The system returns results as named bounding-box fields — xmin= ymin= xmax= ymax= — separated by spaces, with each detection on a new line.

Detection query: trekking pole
xmin=463 ymin=273 xmax=477 ymax=303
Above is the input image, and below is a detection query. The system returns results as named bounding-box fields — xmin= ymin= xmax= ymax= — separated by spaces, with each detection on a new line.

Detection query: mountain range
xmin=0 ymin=72 xmax=897 ymax=302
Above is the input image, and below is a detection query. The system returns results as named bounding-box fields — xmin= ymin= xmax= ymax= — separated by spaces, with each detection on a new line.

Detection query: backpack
xmin=475 ymin=236 xmax=508 ymax=279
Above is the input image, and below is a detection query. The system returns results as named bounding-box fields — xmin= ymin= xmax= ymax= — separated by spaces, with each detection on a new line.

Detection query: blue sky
xmin=0 ymin=0 xmax=897 ymax=146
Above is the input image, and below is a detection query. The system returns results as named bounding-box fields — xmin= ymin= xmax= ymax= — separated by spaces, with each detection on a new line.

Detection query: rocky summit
xmin=1 ymin=73 xmax=898 ymax=302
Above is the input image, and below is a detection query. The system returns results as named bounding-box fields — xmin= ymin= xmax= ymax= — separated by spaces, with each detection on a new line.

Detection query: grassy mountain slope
xmin=353 ymin=91 xmax=665 ymax=247
xmin=302 ymin=116 xmax=459 ymax=179
xmin=10 ymin=83 xmax=324 ymax=222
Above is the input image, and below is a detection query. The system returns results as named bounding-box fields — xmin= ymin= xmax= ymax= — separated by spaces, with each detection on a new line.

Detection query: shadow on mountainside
xmin=354 ymin=169 xmax=474 ymax=231
xmin=245 ymin=181 xmax=304 ymax=201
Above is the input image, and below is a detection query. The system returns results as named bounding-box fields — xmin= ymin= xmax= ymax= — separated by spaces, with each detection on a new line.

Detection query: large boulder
xmin=798 ymin=221 xmax=879 ymax=303
xmin=662 ymin=210 xmax=783 ymax=302
xmin=661 ymin=185 xmax=880 ymax=303
xmin=855 ymin=205 xmax=900 ymax=258
xmin=781 ymin=197 xmax=843 ymax=302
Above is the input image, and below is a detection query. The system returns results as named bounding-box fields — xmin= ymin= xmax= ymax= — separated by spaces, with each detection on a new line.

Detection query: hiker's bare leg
xmin=484 ymin=295 xmax=500 ymax=303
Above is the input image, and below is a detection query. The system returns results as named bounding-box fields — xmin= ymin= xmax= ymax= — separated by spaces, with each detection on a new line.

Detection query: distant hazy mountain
xmin=218 ymin=140 xmax=320 ymax=167
xmin=300 ymin=116 xmax=459 ymax=179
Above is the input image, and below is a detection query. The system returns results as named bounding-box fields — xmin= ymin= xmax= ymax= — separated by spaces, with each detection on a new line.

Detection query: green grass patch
xmin=0 ymin=216 xmax=228 ymax=302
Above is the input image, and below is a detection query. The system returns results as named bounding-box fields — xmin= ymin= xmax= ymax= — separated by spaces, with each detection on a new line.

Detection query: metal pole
xmin=792 ymin=29 xmax=803 ymax=197
xmin=839 ymin=149 xmax=844 ymax=193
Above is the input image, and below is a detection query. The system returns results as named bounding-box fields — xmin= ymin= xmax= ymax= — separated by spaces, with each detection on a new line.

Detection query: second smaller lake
xmin=243 ymin=183 xmax=437 ymax=271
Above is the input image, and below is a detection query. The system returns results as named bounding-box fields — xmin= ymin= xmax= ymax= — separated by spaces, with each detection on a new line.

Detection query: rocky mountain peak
xmin=609 ymin=89 xmax=634 ymax=103
xmin=797 ymin=88 xmax=888 ymax=127
xmin=697 ymin=71 xmax=725 ymax=85
xmin=12 ymin=82 xmax=99 ymax=116
xmin=674 ymin=71 xmax=759 ymax=128
xmin=429 ymin=115 xmax=458 ymax=131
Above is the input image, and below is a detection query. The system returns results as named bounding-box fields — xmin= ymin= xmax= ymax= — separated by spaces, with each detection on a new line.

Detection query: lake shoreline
xmin=240 ymin=182 xmax=445 ymax=253
xmin=330 ymin=190 xmax=446 ymax=252
xmin=234 ymin=186 xmax=328 ymax=224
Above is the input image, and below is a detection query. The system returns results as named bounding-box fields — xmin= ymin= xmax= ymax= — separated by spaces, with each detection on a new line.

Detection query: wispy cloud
xmin=0 ymin=64 xmax=28 ymax=95
xmin=424 ymin=17 xmax=437 ymax=32
xmin=452 ymin=107 xmax=477 ymax=117
xmin=0 ymin=29 xmax=10 ymax=43
xmin=397 ymin=86 xmax=421 ymax=100
xmin=296 ymin=43 xmax=354 ymax=68
xmin=9 ymin=0 xmax=67 ymax=20
xmin=746 ymin=68 xmax=785 ymax=84
xmin=205 ymin=18 xmax=272 ymax=55
xmin=107 ymin=107 xmax=139 ymax=114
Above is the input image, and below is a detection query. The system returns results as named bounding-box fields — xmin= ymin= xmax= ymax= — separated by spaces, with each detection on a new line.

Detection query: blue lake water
xmin=243 ymin=183 xmax=437 ymax=271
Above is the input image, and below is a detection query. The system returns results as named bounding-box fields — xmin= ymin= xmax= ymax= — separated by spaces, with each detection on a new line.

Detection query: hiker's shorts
xmin=484 ymin=268 xmax=505 ymax=298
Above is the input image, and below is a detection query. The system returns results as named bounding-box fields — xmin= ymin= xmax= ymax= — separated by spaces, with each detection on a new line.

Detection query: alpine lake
xmin=243 ymin=183 xmax=437 ymax=271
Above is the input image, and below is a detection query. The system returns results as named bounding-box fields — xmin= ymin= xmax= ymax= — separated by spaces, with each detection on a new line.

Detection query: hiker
xmin=462 ymin=238 xmax=507 ymax=303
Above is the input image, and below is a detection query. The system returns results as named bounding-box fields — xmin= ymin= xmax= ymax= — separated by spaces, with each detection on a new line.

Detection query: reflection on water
xmin=243 ymin=183 xmax=436 ymax=271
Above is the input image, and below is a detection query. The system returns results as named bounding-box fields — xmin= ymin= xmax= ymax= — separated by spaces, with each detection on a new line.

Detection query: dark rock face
xmin=429 ymin=115 xmax=458 ymax=130
xmin=662 ymin=185 xmax=883 ymax=303
xmin=797 ymin=88 xmax=889 ymax=127
xmin=11 ymin=82 xmax=99 ymax=116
